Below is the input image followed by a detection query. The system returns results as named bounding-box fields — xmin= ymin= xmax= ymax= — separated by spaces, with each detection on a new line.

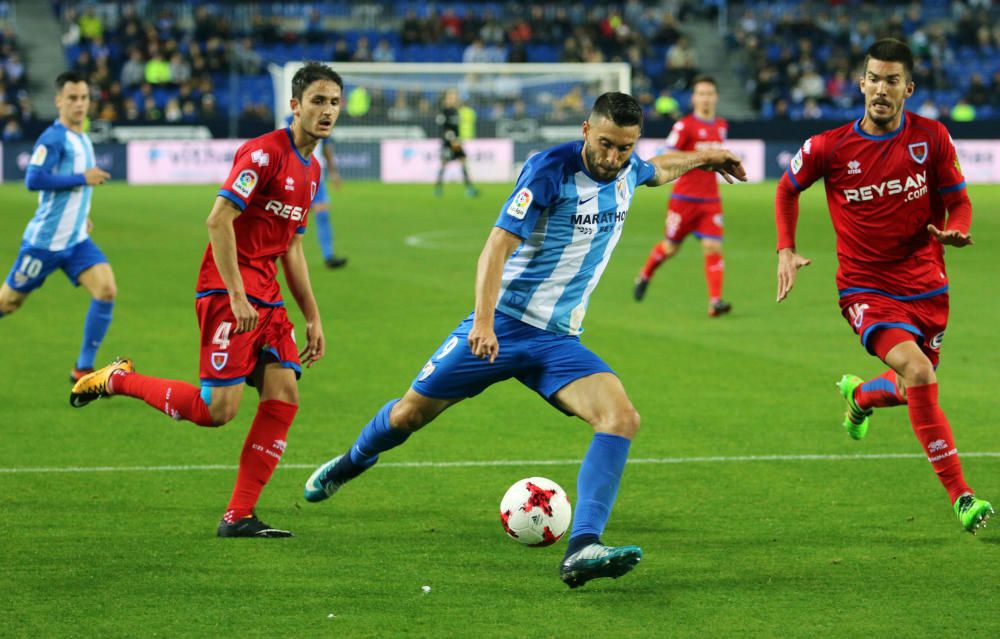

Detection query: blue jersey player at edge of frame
xmin=0 ymin=71 xmax=114 ymax=382
xmin=304 ymin=92 xmax=745 ymax=588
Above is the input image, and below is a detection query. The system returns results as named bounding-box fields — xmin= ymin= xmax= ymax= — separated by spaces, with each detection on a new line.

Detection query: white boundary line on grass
xmin=3 ymin=451 xmax=1000 ymax=474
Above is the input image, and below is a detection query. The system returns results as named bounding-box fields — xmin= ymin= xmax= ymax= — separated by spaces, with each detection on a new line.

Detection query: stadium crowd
xmin=19 ymin=0 xmax=1000 ymax=127
xmin=0 ymin=3 xmax=32 ymax=141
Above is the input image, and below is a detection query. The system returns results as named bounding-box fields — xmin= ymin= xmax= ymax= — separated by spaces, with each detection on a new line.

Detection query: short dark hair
xmin=55 ymin=71 xmax=88 ymax=91
xmin=590 ymin=92 xmax=643 ymax=129
xmin=864 ymin=38 xmax=914 ymax=80
xmin=291 ymin=62 xmax=343 ymax=100
xmin=691 ymin=75 xmax=717 ymax=89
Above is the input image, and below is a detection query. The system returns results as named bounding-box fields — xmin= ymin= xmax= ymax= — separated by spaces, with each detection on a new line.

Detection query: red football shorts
xmin=664 ymin=198 xmax=723 ymax=243
xmin=196 ymin=294 xmax=301 ymax=385
xmin=839 ymin=291 xmax=949 ymax=367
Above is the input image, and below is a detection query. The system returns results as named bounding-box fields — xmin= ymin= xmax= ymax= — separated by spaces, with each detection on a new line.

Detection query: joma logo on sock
xmin=928 ymin=439 xmax=948 ymax=453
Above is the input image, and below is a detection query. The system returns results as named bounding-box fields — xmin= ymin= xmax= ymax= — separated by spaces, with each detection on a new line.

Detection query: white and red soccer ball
xmin=499 ymin=477 xmax=572 ymax=546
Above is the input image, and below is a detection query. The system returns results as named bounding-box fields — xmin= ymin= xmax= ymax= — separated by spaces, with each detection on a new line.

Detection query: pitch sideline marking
xmin=2 ymin=451 xmax=1000 ymax=474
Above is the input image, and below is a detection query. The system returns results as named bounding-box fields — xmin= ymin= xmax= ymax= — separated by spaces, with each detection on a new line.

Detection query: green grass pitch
xmin=1 ymin=179 xmax=998 ymax=637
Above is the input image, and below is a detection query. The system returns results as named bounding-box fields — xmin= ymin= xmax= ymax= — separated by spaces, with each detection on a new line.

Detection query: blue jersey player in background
xmin=284 ymin=113 xmax=347 ymax=268
xmin=304 ymin=93 xmax=745 ymax=587
xmin=0 ymin=71 xmax=114 ymax=382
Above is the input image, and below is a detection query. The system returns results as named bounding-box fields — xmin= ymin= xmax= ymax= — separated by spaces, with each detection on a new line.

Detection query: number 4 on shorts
xmin=213 ymin=321 xmax=233 ymax=350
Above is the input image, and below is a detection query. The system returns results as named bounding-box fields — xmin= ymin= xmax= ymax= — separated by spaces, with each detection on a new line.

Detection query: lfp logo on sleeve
xmin=232 ymin=169 xmax=258 ymax=198
xmin=507 ymin=188 xmax=533 ymax=220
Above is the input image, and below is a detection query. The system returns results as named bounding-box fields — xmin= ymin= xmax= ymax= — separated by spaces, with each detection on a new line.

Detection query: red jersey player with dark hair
xmin=634 ymin=75 xmax=732 ymax=317
xmin=71 ymin=62 xmax=342 ymax=538
xmin=774 ymin=39 xmax=992 ymax=533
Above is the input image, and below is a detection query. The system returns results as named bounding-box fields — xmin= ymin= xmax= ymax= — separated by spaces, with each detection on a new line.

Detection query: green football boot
xmin=837 ymin=374 xmax=872 ymax=440
xmin=954 ymin=494 xmax=994 ymax=535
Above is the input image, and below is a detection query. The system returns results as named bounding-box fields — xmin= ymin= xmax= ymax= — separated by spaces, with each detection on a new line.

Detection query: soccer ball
xmin=499 ymin=477 xmax=572 ymax=546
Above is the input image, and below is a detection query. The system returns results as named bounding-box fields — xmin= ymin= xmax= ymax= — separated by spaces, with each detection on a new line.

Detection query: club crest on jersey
xmin=251 ymin=149 xmax=270 ymax=167
xmin=211 ymin=351 xmax=229 ymax=371
xmin=232 ymin=169 xmax=258 ymax=198
xmin=507 ymin=188 xmax=532 ymax=220
xmin=310 ymin=181 xmax=317 ymax=201
xmin=908 ymin=142 xmax=928 ymax=164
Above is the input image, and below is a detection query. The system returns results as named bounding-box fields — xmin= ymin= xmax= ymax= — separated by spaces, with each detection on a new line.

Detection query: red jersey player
xmin=70 ymin=62 xmax=342 ymax=538
xmin=634 ymin=75 xmax=732 ymax=317
xmin=774 ymin=39 xmax=992 ymax=533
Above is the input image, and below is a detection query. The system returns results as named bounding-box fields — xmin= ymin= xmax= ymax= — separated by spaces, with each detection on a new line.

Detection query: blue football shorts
xmin=410 ymin=311 xmax=616 ymax=415
xmin=312 ymin=176 xmax=329 ymax=207
xmin=4 ymin=238 xmax=108 ymax=293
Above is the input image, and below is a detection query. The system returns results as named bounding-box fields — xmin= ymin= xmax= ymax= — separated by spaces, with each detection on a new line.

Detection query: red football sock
xmin=705 ymin=253 xmax=724 ymax=302
xmin=640 ymin=242 xmax=668 ymax=280
xmin=112 ymin=371 xmax=214 ymax=426
xmin=224 ymin=400 xmax=298 ymax=521
xmin=907 ymin=383 xmax=970 ymax=503
xmin=854 ymin=369 xmax=906 ymax=410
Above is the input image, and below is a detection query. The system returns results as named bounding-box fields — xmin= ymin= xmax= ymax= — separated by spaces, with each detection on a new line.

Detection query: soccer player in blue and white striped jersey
xmin=305 ymin=93 xmax=745 ymax=586
xmin=0 ymin=72 xmax=114 ymax=381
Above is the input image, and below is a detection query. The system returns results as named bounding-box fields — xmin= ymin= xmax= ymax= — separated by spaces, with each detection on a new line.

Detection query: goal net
xmin=269 ymin=62 xmax=630 ymax=181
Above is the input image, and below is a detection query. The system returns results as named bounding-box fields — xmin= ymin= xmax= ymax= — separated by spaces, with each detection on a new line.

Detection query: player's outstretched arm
xmin=281 ymin=234 xmax=325 ymax=367
xmin=206 ymin=196 xmax=258 ymax=334
xmin=645 ymin=149 xmax=746 ymax=186
xmin=469 ymin=227 xmax=523 ymax=364
xmin=322 ymin=142 xmax=342 ymax=191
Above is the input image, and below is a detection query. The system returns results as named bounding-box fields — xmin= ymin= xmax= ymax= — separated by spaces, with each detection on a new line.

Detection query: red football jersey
xmin=786 ymin=111 xmax=966 ymax=296
xmin=198 ymin=128 xmax=321 ymax=304
xmin=665 ymin=113 xmax=728 ymax=202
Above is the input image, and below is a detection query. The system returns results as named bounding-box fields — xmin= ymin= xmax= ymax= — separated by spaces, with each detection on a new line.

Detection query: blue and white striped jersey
xmin=22 ymin=121 xmax=95 ymax=251
xmin=495 ymin=140 xmax=656 ymax=336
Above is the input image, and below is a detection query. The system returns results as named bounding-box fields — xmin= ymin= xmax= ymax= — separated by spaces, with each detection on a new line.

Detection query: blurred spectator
xmin=2 ymin=117 xmax=22 ymax=141
xmin=949 ymin=99 xmax=975 ymax=122
xmin=332 ymin=38 xmax=351 ymax=63
xmin=353 ymin=36 xmax=373 ymax=62
xmin=654 ymin=89 xmax=681 ymax=120
xmin=387 ymin=90 xmax=415 ymax=122
xmin=372 ymin=38 xmax=396 ymax=63
xmin=401 ymin=10 xmax=422 ymax=45
xmin=917 ymin=99 xmax=940 ymax=120
xmin=144 ymin=53 xmax=171 ymax=85
xmin=664 ymin=36 xmax=697 ymax=90
xmin=440 ymin=9 xmax=463 ymax=42
xmin=965 ymin=73 xmax=990 ymax=108
xmin=463 ymin=38 xmax=491 ymax=64
xmin=802 ymin=98 xmax=823 ymax=119
xmin=164 ymin=98 xmax=182 ymax=122
xmin=78 ymin=6 xmax=103 ymax=42
xmin=773 ymin=98 xmax=791 ymax=120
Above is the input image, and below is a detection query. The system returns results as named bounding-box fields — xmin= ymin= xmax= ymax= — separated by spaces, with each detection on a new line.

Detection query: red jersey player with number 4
xmin=635 ymin=75 xmax=732 ymax=317
xmin=774 ymin=39 xmax=992 ymax=533
xmin=71 ymin=62 xmax=342 ymax=538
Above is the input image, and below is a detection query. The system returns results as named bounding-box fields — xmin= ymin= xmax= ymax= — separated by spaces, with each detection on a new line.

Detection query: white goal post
xmin=270 ymin=61 xmax=632 ymax=137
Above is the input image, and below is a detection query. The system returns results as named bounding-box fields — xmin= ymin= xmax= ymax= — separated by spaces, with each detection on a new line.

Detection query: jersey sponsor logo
xmin=211 ymin=351 xmax=229 ymax=371
xmin=790 ymin=149 xmax=803 ymax=174
xmin=232 ymin=169 xmax=258 ymax=198
xmin=507 ymin=187 xmax=533 ymax=219
xmin=843 ymin=171 xmax=927 ymax=204
xmin=803 ymin=138 xmax=812 ymax=154
xmin=251 ymin=149 xmax=270 ymax=167
xmin=908 ymin=142 xmax=928 ymax=164
xmin=264 ymin=199 xmax=306 ymax=221
xmin=847 ymin=160 xmax=862 ymax=175
xmin=29 ymin=145 xmax=48 ymax=166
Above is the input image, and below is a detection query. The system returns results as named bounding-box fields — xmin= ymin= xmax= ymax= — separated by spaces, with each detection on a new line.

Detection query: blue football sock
xmin=315 ymin=210 xmax=334 ymax=260
xmin=567 ymin=433 xmax=632 ymax=548
xmin=76 ymin=299 xmax=114 ymax=370
xmin=348 ymin=399 xmax=409 ymax=468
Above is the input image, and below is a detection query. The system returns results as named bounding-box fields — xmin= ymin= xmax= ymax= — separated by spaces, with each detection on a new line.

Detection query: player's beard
xmin=583 ymin=144 xmax=622 ymax=181
xmin=867 ymin=99 xmax=898 ymax=127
